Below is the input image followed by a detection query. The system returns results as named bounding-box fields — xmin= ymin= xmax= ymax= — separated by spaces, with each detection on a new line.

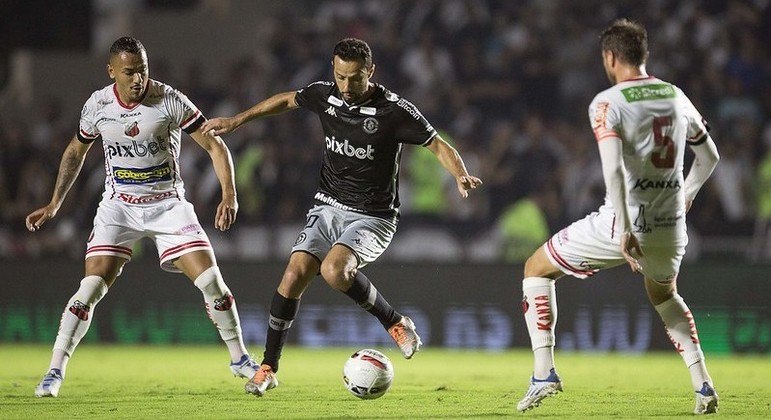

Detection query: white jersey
xmin=589 ymin=76 xmax=708 ymax=246
xmin=78 ymin=80 xmax=205 ymax=204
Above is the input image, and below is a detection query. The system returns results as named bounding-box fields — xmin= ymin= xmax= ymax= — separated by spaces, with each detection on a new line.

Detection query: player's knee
xmin=319 ymin=261 xmax=354 ymax=290
xmin=523 ymin=255 xmax=537 ymax=277
xmin=645 ymin=276 xmax=677 ymax=305
xmin=524 ymin=253 xmax=549 ymax=278
xmin=281 ymin=268 xmax=307 ymax=288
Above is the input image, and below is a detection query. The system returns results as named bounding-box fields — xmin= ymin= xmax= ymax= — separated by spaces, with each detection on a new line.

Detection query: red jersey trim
xmin=619 ymin=75 xmax=655 ymax=83
xmin=160 ymin=240 xmax=211 ymax=260
xmin=86 ymin=245 xmax=133 ymax=257
xmin=180 ymin=110 xmax=202 ymax=129
xmin=113 ymin=83 xmax=148 ymax=110
xmin=546 ymin=238 xmax=595 ymax=276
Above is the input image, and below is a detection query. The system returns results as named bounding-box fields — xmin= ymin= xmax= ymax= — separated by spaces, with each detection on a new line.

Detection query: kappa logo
xmin=325 ymin=106 xmax=337 ymax=117
xmin=632 ymin=178 xmax=681 ymax=190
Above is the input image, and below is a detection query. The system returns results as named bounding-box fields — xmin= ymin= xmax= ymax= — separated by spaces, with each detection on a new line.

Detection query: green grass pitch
xmin=1 ymin=345 xmax=768 ymax=418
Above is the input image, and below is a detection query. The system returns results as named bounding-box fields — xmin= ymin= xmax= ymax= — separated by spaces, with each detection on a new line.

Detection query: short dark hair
xmin=333 ymin=38 xmax=373 ymax=68
xmin=600 ymin=19 xmax=648 ymax=66
xmin=109 ymin=36 xmax=146 ymax=56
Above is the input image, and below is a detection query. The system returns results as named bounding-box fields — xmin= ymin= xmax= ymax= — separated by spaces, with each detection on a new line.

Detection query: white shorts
xmin=545 ymin=210 xmax=684 ymax=282
xmin=86 ymin=199 xmax=213 ymax=273
xmin=291 ymin=205 xmax=397 ymax=267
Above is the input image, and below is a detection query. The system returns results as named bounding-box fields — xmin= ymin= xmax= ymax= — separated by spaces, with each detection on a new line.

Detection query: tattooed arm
xmin=25 ymin=136 xmax=93 ymax=231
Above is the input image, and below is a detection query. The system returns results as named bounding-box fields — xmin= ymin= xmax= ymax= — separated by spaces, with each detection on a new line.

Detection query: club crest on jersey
xmin=124 ymin=121 xmax=140 ymax=137
xmin=362 ymin=117 xmax=379 ymax=134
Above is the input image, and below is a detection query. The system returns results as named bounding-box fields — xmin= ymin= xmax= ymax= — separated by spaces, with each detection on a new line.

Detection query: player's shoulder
xmin=87 ymin=84 xmax=116 ymax=105
xmin=147 ymin=79 xmax=183 ymax=100
xmin=590 ymin=84 xmax=624 ymax=107
xmin=373 ymin=84 xmax=401 ymax=104
xmin=299 ymin=80 xmax=334 ymax=93
xmin=82 ymin=84 xmax=116 ymax=116
xmin=379 ymin=85 xmax=424 ymax=117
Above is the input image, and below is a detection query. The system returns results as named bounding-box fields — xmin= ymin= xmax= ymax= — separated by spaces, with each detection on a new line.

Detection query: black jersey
xmin=295 ymin=81 xmax=437 ymax=220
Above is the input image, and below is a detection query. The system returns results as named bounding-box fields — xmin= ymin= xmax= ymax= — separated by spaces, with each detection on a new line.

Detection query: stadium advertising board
xmin=1 ymin=260 xmax=767 ymax=354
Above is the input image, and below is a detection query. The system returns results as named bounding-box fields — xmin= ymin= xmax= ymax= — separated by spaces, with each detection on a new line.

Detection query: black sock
xmin=261 ymin=291 xmax=299 ymax=373
xmin=344 ymin=271 xmax=402 ymax=328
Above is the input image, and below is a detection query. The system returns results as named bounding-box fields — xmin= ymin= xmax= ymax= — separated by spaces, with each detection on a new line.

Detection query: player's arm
xmin=683 ymin=135 xmax=719 ymax=212
xmin=200 ymin=91 xmax=299 ymax=136
xmin=425 ymin=135 xmax=482 ymax=198
xmin=189 ymin=128 xmax=238 ymax=231
xmin=25 ymin=136 xmax=92 ymax=232
xmin=597 ymin=137 xmax=643 ymax=272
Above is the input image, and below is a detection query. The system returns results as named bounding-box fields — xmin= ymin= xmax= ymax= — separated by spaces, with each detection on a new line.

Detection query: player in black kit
xmin=202 ymin=38 xmax=482 ymax=397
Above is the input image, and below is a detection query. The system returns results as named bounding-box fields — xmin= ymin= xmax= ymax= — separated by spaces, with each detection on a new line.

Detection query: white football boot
xmin=693 ymin=382 xmax=719 ymax=414
xmin=229 ymin=355 xmax=260 ymax=379
xmin=516 ymin=368 xmax=563 ymax=412
xmin=34 ymin=369 xmax=63 ymax=398
xmin=387 ymin=316 xmax=422 ymax=359
xmin=244 ymin=364 xmax=278 ymax=397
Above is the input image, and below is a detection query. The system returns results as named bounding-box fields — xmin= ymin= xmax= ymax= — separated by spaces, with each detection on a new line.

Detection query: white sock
xmin=194 ymin=266 xmax=247 ymax=362
xmin=523 ymin=277 xmax=557 ymax=379
xmin=52 ymin=275 xmax=109 ymax=375
xmin=654 ymin=294 xmax=710 ymax=390
xmin=689 ymin=361 xmax=712 ymax=391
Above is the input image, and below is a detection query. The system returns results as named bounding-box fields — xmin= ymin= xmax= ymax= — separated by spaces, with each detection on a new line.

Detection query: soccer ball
xmin=342 ymin=349 xmax=394 ymax=399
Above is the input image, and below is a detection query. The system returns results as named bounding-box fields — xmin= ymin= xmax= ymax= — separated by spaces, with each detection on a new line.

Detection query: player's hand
xmin=215 ymin=195 xmax=238 ymax=231
xmin=25 ymin=204 xmax=59 ymax=232
xmin=201 ymin=117 xmax=238 ymax=137
xmin=456 ymin=175 xmax=482 ymax=198
xmin=621 ymin=232 xmax=644 ymax=273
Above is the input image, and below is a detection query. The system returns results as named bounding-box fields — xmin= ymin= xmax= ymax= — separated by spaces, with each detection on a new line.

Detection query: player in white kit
xmin=516 ymin=20 xmax=721 ymax=414
xmin=26 ymin=37 xmax=259 ymax=397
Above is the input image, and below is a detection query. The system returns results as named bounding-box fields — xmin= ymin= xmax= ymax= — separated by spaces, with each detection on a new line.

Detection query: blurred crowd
xmin=1 ymin=0 xmax=770 ymax=261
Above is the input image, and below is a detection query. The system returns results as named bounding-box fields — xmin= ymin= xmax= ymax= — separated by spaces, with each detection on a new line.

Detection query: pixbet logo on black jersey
xmin=325 ymin=136 xmax=374 ymax=160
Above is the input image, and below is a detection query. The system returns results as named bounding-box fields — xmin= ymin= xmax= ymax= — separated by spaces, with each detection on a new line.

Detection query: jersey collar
xmin=113 ymin=81 xmax=150 ymax=110
xmin=619 ymin=75 xmax=655 ymax=83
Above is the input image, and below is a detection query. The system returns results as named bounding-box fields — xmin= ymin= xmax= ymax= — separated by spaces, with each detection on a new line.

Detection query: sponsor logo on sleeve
xmin=327 ymin=95 xmax=344 ymax=106
xmin=593 ymin=101 xmax=610 ymax=129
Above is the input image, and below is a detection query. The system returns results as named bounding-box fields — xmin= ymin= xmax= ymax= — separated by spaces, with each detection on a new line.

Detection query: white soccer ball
xmin=342 ymin=348 xmax=394 ymax=399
